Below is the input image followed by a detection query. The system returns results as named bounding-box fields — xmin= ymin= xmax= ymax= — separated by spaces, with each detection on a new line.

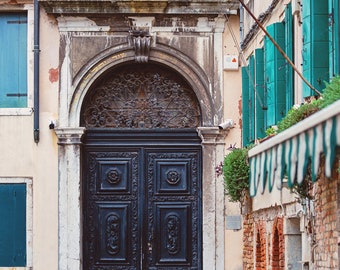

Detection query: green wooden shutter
xmin=242 ymin=66 xmax=250 ymax=146
xmin=248 ymin=55 xmax=255 ymax=143
xmin=255 ymin=48 xmax=266 ymax=139
xmin=0 ymin=184 xmax=26 ymax=266
xmin=285 ymin=3 xmax=294 ymax=111
xmin=329 ymin=0 xmax=339 ymax=76
xmin=0 ymin=13 xmax=28 ymax=108
xmin=265 ymin=22 xmax=286 ymax=127
xmin=302 ymin=0 xmax=329 ymax=97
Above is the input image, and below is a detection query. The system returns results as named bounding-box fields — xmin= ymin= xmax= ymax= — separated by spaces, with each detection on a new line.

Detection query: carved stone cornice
xmin=54 ymin=127 xmax=86 ymax=145
xmin=39 ymin=0 xmax=239 ymax=15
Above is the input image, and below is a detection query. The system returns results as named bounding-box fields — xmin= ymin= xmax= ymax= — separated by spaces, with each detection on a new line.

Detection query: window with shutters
xmin=0 ymin=178 xmax=32 ymax=267
xmin=0 ymin=10 xmax=33 ymax=115
xmin=329 ymin=0 xmax=339 ymax=77
xmin=242 ymin=52 xmax=265 ymax=146
xmin=285 ymin=3 xmax=294 ymax=112
xmin=242 ymin=9 xmax=294 ymax=144
xmin=302 ymin=0 xmax=330 ymax=97
xmin=255 ymin=48 xmax=266 ymax=140
xmin=264 ymin=22 xmax=286 ymax=127
xmin=242 ymin=66 xmax=251 ymax=146
xmin=0 ymin=179 xmax=32 ymax=267
xmin=0 ymin=13 xmax=27 ymax=108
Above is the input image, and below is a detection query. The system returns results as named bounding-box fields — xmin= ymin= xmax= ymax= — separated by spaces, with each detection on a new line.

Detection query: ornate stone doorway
xmin=55 ymin=45 xmax=227 ymax=270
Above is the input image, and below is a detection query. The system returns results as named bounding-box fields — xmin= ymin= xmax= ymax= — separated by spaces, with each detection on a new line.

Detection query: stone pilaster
xmin=198 ymin=126 xmax=229 ymax=270
xmin=55 ymin=127 xmax=85 ymax=270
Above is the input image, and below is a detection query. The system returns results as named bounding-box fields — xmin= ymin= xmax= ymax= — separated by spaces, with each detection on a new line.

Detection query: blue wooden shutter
xmin=255 ymin=48 xmax=266 ymax=139
xmin=242 ymin=66 xmax=250 ymax=146
xmin=0 ymin=184 xmax=26 ymax=266
xmin=0 ymin=13 xmax=28 ymax=108
xmin=329 ymin=0 xmax=339 ymax=76
xmin=265 ymin=22 xmax=286 ymax=127
xmin=302 ymin=0 xmax=329 ymax=97
xmin=248 ymin=55 xmax=255 ymax=143
xmin=285 ymin=3 xmax=294 ymax=111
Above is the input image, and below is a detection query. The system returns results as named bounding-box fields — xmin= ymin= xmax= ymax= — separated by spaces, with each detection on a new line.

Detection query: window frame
xmin=0 ymin=4 xmax=34 ymax=116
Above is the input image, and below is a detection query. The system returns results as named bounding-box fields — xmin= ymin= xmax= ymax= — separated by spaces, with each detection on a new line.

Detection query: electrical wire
xmin=225 ymin=14 xmax=266 ymax=109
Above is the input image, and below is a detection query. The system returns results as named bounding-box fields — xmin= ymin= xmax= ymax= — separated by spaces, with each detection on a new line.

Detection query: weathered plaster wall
xmin=0 ymin=3 xmax=60 ymax=270
xmin=222 ymin=14 xmax=244 ymax=270
xmin=32 ymin=7 xmax=60 ymax=270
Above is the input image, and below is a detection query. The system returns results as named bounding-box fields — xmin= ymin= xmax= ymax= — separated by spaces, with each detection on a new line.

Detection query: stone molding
xmin=39 ymin=0 xmax=239 ymax=15
xmin=54 ymin=127 xmax=86 ymax=145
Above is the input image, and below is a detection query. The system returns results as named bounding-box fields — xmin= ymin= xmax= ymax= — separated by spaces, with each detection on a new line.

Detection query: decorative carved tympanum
xmin=81 ymin=64 xmax=200 ymax=129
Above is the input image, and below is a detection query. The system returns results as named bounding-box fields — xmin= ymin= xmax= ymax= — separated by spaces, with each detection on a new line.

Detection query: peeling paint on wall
xmin=49 ymin=68 xmax=59 ymax=83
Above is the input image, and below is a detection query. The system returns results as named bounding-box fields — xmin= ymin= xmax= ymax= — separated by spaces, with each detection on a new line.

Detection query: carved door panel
xmin=83 ymin=144 xmax=202 ymax=270
xmin=144 ymin=149 xmax=201 ymax=270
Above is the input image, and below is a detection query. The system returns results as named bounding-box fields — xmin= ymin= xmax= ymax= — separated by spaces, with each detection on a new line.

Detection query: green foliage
xmin=262 ymin=75 xmax=340 ymax=136
xmin=277 ymin=101 xmax=321 ymax=133
xmin=319 ymin=76 xmax=340 ymax=109
xmin=223 ymin=148 xmax=250 ymax=202
xmin=265 ymin=126 xmax=277 ymax=136
xmin=290 ymin=161 xmax=314 ymax=200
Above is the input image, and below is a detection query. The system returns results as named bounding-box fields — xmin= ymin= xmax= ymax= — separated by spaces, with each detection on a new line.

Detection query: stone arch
xmin=68 ymin=43 xmax=214 ymax=128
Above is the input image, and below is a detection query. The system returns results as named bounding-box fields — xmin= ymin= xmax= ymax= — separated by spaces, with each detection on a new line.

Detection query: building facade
xmin=241 ymin=0 xmax=340 ymax=269
xmin=0 ymin=0 xmax=244 ymax=269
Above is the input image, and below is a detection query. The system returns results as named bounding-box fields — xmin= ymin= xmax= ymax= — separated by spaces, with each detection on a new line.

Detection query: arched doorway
xmin=80 ymin=63 xmax=202 ymax=269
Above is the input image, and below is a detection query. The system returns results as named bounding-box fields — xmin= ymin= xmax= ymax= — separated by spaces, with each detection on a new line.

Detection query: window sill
xmin=0 ymin=108 xmax=33 ymax=116
xmin=0 ymin=268 xmax=32 ymax=270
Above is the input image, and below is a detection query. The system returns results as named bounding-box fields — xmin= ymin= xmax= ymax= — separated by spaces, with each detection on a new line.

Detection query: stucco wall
xmin=222 ymin=14 xmax=244 ymax=270
xmin=0 ymin=3 xmax=60 ymax=269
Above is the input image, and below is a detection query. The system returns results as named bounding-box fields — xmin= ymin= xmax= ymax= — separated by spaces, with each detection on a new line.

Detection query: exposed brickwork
xmin=243 ymin=213 xmax=254 ymax=270
xmin=243 ymin=158 xmax=340 ymax=269
xmin=243 ymin=207 xmax=285 ymax=269
xmin=313 ymin=162 xmax=340 ymax=269
xmin=271 ymin=217 xmax=284 ymax=270
xmin=256 ymin=221 xmax=267 ymax=270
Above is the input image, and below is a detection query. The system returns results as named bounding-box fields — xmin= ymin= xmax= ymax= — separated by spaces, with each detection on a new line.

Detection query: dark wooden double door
xmin=83 ymin=131 xmax=202 ymax=270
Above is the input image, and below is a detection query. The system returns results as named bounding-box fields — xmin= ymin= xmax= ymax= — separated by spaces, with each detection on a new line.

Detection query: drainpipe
xmin=33 ymin=0 xmax=40 ymax=143
xmin=239 ymin=3 xmax=244 ymax=44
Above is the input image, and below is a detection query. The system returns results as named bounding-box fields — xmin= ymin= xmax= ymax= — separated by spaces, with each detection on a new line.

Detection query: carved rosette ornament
xmin=81 ymin=64 xmax=200 ymax=129
xmin=166 ymin=170 xmax=181 ymax=185
xmin=106 ymin=169 xmax=121 ymax=185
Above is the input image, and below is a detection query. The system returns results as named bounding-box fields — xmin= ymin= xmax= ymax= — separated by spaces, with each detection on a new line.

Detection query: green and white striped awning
xmin=248 ymin=100 xmax=340 ymax=197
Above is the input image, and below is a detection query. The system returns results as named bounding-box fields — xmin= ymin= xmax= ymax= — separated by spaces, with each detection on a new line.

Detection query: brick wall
xmin=243 ymin=208 xmax=284 ymax=269
xmin=271 ymin=217 xmax=284 ymax=270
xmin=243 ymin=158 xmax=340 ymax=269
xmin=313 ymin=162 xmax=339 ymax=269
